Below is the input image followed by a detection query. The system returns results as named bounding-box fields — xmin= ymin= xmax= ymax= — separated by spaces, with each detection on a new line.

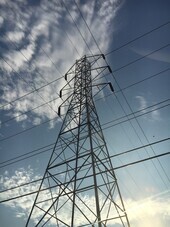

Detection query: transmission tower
xmin=26 ymin=55 xmax=130 ymax=227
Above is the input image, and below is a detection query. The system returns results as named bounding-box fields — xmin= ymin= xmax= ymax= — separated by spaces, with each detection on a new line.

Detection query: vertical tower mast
xmin=26 ymin=55 xmax=130 ymax=227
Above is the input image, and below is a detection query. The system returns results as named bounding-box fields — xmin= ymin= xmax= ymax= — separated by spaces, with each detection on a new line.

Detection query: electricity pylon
xmin=26 ymin=55 xmax=130 ymax=227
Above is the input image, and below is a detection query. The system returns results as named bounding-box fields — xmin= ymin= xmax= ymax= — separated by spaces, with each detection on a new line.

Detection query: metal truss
xmin=26 ymin=55 xmax=130 ymax=227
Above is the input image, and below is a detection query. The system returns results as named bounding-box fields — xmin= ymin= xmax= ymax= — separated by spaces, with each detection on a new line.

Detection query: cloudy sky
xmin=0 ymin=0 xmax=170 ymax=226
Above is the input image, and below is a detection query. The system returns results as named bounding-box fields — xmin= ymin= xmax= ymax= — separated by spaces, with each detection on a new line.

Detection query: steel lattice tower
xmin=26 ymin=55 xmax=130 ymax=227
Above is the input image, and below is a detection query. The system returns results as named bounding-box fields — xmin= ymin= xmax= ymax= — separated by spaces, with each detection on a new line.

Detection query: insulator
xmin=58 ymin=106 xmax=61 ymax=116
xmin=59 ymin=89 xmax=62 ymax=98
xmin=65 ymin=73 xmax=67 ymax=81
xmin=108 ymin=66 xmax=112 ymax=73
xmin=109 ymin=82 xmax=114 ymax=92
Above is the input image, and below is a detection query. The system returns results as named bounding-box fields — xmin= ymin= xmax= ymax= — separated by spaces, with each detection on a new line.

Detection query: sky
xmin=0 ymin=0 xmax=170 ymax=226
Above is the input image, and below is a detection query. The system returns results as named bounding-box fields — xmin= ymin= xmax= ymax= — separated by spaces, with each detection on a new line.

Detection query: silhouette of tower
xmin=26 ymin=55 xmax=130 ymax=227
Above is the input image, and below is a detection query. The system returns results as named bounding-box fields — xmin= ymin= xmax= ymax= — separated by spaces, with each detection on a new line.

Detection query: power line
xmin=97 ymin=22 xmax=170 ymax=187
xmin=0 ymin=150 xmax=169 ymax=204
xmin=1 ymin=36 xmax=168 ymax=111
xmin=0 ymin=75 xmax=63 ymax=109
xmin=0 ymin=101 xmax=169 ymax=167
xmin=1 ymin=70 xmax=109 ymax=126
xmin=1 ymin=57 xmax=59 ymax=116
xmin=74 ymin=0 xmax=170 ymax=69
xmin=1 ymin=2 xmax=85 ymax=113
xmin=72 ymin=0 xmax=170 ymax=187
xmin=114 ymin=152 xmax=170 ymax=170
xmin=106 ymin=51 xmax=170 ymax=188
xmin=114 ymin=88 xmax=170 ymax=188
xmin=71 ymin=3 xmax=137 ymax=191
xmin=1 ymin=2 xmax=168 ymax=112
xmin=1 ymin=59 xmax=168 ymax=141
xmin=0 ymin=143 xmax=54 ymax=166
xmin=1 ymin=4 xmax=69 ymax=127
xmin=116 ymin=68 xmax=169 ymax=92
xmin=1 ymin=67 xmax=169 ymax=126
xmin=0 ymin=98 xmax=169 ymax=144
xmin=1 ymin=3 xmax=65 ymax=123
xmin=1 ymin=3 xmax=82 ymax=110
xmin=5 ymin=2 xmax=63 ymax=76
xmin=5 ymin=33 xmax=49 ymax=84
xmin=40 ymin=3 xmax=81 ymax=58
xmin=101 ymin=76 xmax=169 ymax=190
xmin=0 ymin=116 xmax=58 ymax=142
xmin=0 ymin=146 xmax=52 ymax=168
xmin=95 ymin=67 xmax=169 ymax=105
xmin=101 ymin=46 xmax=170 ymax=188
xmin=112 ymin=44 xmax=170 ymax=73
xmin=105 ymin=21 xmax=170 ymax=56
xmin=102 ymin=99 xmax=170 ymax=128
xmin=73 ymin=0 xmax=103 ymax=55
xmin=61 ymin=0 xmax=95 ymax=56
xmin=107 ymin=63 xmax=170 ymax=187
xmin=61 ymin=2 xmax=170 ymax=189
xmin=3 ymin=15 xmax=170 ymax=192
xmin=0 ymin=2 xmax=169 ymax=215
xmin=0 ymin=137 xmax=169 ymax=191
xmin=112 ymin=138 xmax=170 ymax=158
xmin=60 ymin=0 xmax=111 ymax=103
xmin=0 ymin=95 xmax=60 ymax=126
xmin=104 ymin=84 xmax=170 ymax=189
xmin=1 ymin=1 xmax=169 ymax=204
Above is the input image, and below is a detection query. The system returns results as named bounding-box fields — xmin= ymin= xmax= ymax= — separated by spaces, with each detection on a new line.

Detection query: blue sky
xmin=0 ymin=0 xmax=170 ymax=226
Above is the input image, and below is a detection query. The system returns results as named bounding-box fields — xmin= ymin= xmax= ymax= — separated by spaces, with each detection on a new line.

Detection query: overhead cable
xmin=0 ymin=151 xmax=169 ymax=204
xmin=0 ymin=99 xmax=169 ymax=143
xmin=0 ymin=100 xmax=169 ymax=167
xmin=1 ymin=68 xmax=169 ymax=126
xmin=0 ymin=137 xmax=169 ymax=192
xmin=105 ymin=21 xmax=170 ymax=56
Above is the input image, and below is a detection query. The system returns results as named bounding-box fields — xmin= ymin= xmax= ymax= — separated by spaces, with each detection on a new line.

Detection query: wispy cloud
xmin=0 ymin=0 xmax=123 ymax=128
xmin=136 ymin=95 xmax=161 ymax=121
xmin=6 ymin=30 xmax=24 ymax=43
xmin=132 ymin=46 xmax=170 ymax=63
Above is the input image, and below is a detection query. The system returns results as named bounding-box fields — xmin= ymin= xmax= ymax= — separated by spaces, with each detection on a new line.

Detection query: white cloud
xmin=0 ymin=0 xmax=123 ymax=128
xmin=136 ymin=95 xmax=147 ymax=109
xmin=32 ymin=117 xmax=42 ymax=125
xmin=151 ymin=108 xmax=161 ymax=120
xmin=126 ymin=192 xmax=170 ymax=227
xmin=6 ymin=31 xmax=24 ymax=43
xmin=136 ymin=95 xmax=161 ymax=121
xmin=0 ymin=16 xmax=4 ymax=26
xmin=2 ymin=42 xmax=35 ymax=73
xmin=0 ymin=0 xmax=6 ymax=5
